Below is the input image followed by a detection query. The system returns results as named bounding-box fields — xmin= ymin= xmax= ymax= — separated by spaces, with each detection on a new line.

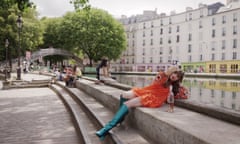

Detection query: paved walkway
xmin=0 ymin=73 xmax=81 ymax=144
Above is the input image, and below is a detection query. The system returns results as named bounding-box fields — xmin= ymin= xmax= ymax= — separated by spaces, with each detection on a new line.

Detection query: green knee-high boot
xmin=96 ymin=104 xmax=129 ymax=140
xmin=118 ymin=95 xmax=128 ymax=125
xmin=119 ymin=95 xmax=128 ymax=107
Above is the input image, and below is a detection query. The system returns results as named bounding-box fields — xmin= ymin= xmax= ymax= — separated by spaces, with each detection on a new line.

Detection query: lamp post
xmin=5 ymin=39 xmax=9 ymax=81
xmin=16 ymin=15 xmax=22 ymax=80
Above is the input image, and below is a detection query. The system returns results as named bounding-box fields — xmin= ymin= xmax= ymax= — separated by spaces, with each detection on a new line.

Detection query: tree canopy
xmin=0 ymin=0 xmax=42 ymax=62
xmin=58 ymin=8 xmax=126 ymax=66
xmin=0 ymin=0 xmax=126 ymax=68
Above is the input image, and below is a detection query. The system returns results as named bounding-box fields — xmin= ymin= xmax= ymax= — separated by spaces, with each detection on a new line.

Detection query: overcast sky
xmin=30 ymin=0 xmax=226 ymax=18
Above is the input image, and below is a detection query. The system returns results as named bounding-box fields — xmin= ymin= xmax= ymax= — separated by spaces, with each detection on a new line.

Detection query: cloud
xmin=31 ymin=0 xmax=74 ymax=17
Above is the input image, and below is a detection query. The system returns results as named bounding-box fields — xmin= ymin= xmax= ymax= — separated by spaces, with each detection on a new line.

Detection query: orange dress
xmin=132 ymin=71 xmax=170 ymax=108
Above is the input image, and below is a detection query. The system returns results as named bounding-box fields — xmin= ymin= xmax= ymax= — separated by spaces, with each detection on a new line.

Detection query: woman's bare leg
xmin=121 ymin=90 xmax=136 ymax=100
xmin=124 ymin=97 xmax=142 ymax=108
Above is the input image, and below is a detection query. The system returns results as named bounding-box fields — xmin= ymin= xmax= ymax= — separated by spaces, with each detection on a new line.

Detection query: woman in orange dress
xmin=96 ymin=67 xmax=184 ymax=140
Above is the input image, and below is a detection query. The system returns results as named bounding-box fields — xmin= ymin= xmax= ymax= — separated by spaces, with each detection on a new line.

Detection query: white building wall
xmin=114 ymin=1 xmax=240 ymax=72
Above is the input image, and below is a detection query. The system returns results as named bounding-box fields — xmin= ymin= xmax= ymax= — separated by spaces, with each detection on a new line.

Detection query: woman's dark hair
xmin=164 ymin=71 xmax=185 ymax=96
xmin=100 ymin=58 xmax=108 ymax=67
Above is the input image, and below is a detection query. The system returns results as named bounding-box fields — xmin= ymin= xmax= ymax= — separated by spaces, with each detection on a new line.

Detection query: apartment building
xmin=111 ymin=0 xmax=240 ymax=73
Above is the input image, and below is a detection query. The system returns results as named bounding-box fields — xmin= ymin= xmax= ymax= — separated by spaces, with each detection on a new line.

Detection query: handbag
xmin=174 ymin=86 xmax=189 ymax=99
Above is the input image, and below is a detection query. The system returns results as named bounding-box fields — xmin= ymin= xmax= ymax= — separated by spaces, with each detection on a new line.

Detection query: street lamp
xmin=5 ymin=39 xmax=9 ymax=81
xmin=16 ymin=15 xmax=23 ymax=80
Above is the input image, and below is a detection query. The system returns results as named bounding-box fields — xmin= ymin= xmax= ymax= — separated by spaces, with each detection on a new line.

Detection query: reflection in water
xmin=114 ymin=75 xmax=240 ymax=113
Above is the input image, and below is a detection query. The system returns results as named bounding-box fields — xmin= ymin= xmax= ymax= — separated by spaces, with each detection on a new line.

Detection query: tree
xmin=59 ymin=9 xmax=126 ymax=66
xmin=70 ymin=0 xmax=90 ymax=10
xmin=0 ymin=0 xmax=41 ymax=64
xmin=40 ymin=17 xmax=63 ymax=48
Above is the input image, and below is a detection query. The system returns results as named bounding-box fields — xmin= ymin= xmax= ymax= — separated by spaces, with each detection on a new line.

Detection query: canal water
xmin=85 ymin=74 xmax=240 ymax=113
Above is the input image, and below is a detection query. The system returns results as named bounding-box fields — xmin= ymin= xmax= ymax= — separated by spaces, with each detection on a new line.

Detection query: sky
xmin=30 ymin=0 xmax=226 ymax=18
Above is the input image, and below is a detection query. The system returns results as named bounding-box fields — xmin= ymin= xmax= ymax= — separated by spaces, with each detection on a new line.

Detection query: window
xmin=222 ymin=15 xmax=226 ymax=24
xmin=151 ymin=21 xmax=154 ymax=28
xmin=132 ymin=40 xmax=135 ymax=47
xmin=169 ymin=47 xmax=172 ymax=55
xmin=159 ymin=57 xmax=162 ymax=63
xmin=188 ymin=44 xmax=192 ymax=53
xmin=233 ymin=52 xmax=237 ymax=59
xmin=208 ymin=9 xmax=213 ymax=15
xmin=189 ymin=13 xmax=192 ymax=20
xmin=169 ymin=17 xmax=172 ymax=24
xmin=222 ymin=53 xmax=225 ymax=60
xmin=188 ymin=55 xmax=192 ymax=62
xmin=168 ymin=27 xmax=171 ymax=34
xmin=222 ymin=27 xmax=226 ymax=36
xmin=160 ymin=38 xmax=163 ymax=45
xmin=160 ymin=28 xmax=163 ymax=35
xmin=222 ymin=40 xmax=226 ymax=49
xmin=233 ymin=13 xmax=237 ymax=22
xmin=160 ymin=19 xmax=163 ymax=26
xmin=220 ymin=64 xmax=227 ymax=73
xmin=143 ymin=31 xmax=145 ymax=37
xmin=231 ymin=64 xmax=238 ymax=73
xmin=142 ymin=48 xmax=145 ymax=55
xmin=150 ymin=57 xmax=153 ymax=63
xmin=200 ymin=54 xmax=203 ymax=61
xmin=212 ymin=18 xmax=216 ymax=26
xmin=188 ymin=33 xmax=192 ymax=41
xmin=211 ymin=41 xmax=216 ymax=51
xmin=150 ymin=39 xmax=153 ymax=45
xmin=151 ymin=30 xmax=153 ymax=36
xmin=176 ymin=35 xmax=180 ymax=42
xmin=233 ymin=25 xmax=237 ymax=35
xmin=143 ymin=23 xmax=146 ymax=29
xmin=211 ymin=53 xmax=215 ymax=60
xmin=199 ymin=21 xmax=202 ymax=28
xmin=168 ymin=37 xmax=171 ymax=44
xmin=233 ymin=39 xmax=237 ymax=48
xmin=200 ymin=9 xmax=203 ymax=17
xmin=159 ymin=47 xmax=163 ymax=55
xmin=209 ymin=64 xmax=216 ymax=73
xmin=142 ymin=40 xmax=145 ymax=46
xmin=176 ymin=26 xmax=180 ymax=32
xmin=212 ymin=29 xmax=216 ymax=38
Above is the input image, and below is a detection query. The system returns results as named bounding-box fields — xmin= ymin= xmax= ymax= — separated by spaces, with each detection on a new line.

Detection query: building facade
xmin=111 ymin=0 xmax=240 ymax=73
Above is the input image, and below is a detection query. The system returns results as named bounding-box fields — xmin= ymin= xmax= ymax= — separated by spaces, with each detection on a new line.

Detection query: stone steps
xmin=76 ymin=78 xmax=240 ymax=144
xmin=54 ymin=81 xmax=153 ymax=144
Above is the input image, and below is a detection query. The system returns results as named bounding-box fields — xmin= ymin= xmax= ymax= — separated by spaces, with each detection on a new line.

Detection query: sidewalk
xmin=0 ymin=73 xmax=80 ymax=144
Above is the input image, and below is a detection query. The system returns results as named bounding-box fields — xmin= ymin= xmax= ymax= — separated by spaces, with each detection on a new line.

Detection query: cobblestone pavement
xmin=0 ymin=88 xmax=80 ymax=144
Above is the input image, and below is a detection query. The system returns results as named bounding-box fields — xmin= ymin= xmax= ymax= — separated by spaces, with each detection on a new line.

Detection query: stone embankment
xmin=75 ymin=77 xmax=240 ymax=144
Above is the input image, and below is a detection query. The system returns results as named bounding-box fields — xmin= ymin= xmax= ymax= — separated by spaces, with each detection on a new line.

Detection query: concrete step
xmin=76 ymin=78 xmax=240 ymax=144
xmin=55 ymin=81 xmax=152 ymax=144
xmin=50 ymin=84 xmax=102 ymax=144
xmin=83 ymin=76 xmax=240 ymax=126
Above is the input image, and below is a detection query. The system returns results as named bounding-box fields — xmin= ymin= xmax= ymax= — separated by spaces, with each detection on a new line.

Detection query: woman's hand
xmin=154 ymin=73 xmax=162 ymax=81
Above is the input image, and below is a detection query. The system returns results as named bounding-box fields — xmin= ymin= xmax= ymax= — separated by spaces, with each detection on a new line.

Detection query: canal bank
xmin=113 ymin=72 xmax=240 ymax=80
xmin=83 ymin=69 xmax=240 ymax=80
xmin=76 ymin=77 xmax=240 ymax=144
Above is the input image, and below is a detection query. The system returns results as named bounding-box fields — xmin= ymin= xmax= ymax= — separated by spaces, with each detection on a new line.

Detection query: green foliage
xmin=0 ymin=0 xmax=42 ymax=62
xmin=40 ymin=17 xmax=63 ymax=48
xmin=70 ymin=0 xmax=90 ymax=11
xmin=58 ymin=8 xmax=126 ymax=65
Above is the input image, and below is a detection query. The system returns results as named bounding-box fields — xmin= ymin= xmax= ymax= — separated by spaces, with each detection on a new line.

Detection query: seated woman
xmin=95 ymin=66 xmax=185 ymax=140
xmin=96 ymin=57 xmax=110 ymax=83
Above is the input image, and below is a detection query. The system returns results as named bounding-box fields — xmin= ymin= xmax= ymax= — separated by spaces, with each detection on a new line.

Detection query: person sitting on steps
xmin=95 ymin=66 xmax=185 ymax=140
